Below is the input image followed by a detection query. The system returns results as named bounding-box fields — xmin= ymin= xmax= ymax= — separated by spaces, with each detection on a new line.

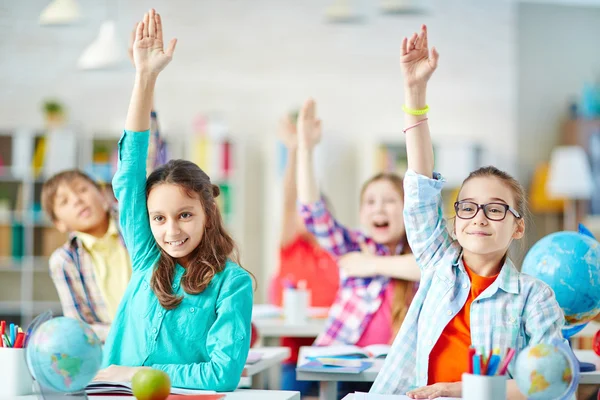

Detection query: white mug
xmin=283 ymin=288 xmax=310 ymax=324
xmin=0 ymin=348 xmax=34 ymax=397
xmin=462 ymin=373 xmax=507 ymax=400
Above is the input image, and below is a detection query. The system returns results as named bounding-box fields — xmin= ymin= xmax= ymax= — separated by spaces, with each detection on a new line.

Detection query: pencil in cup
xmin=468 ymin=347 xmax=515 ymax=376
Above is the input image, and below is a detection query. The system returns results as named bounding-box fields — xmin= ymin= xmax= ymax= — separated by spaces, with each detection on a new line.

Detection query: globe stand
xmin=578 ymin=361 xmax=596 ymax=372
xmin=33 ymin=381 xmax=89 ymax=400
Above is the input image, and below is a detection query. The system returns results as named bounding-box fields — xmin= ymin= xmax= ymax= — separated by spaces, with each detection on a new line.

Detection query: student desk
xmin=298 ymin=348 xmax=600 ymax=400
xmin=16 ymin=390 xmax=300 ymax=400
xmin=252 ymin=305 xmax=328 ymax=389
xmin=241 ymin=347 xmax=290 ymax=389
xmin=342 ymin=395 xmax=459 ymax=400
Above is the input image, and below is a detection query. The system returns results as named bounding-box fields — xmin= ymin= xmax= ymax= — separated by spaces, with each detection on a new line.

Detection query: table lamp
xmin=547 ymin=146 xmax=594 ymax=231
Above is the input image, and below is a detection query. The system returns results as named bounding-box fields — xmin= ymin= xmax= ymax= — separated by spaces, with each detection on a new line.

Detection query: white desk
xmin=342 ymin=395 xmax=459 ymax=400
xmin=342 ymin=393 xmax=460 ymax=400
xmin=243 ymin=347 xmax=291 ymax=378
xmin=17 ymin=390 xmax=300 ymax=400
xmin=298 ymin=348 xmax=600 ymax=400
xmin=252 ymin=305 xmax=328 ymax=389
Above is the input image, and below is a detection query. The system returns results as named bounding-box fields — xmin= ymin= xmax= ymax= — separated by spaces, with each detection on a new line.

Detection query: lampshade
xmin=39 ymin=0 xmax=81 ymax=25
xmin=547 ymin=146 xmax=594 ymax=200
xmin=325 ymin=0 xmax=364 ymax=23
xmin=380 ymin=0 xmax=423 ymax=14
xmin=77 ymin=21 xmax=123 ymax=70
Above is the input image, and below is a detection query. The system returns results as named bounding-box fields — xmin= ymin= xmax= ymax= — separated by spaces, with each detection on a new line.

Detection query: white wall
xmin=516 ymin=2 xmax=600 ymax=262
xmin=0 ymin=0 xmax=517 ymax=300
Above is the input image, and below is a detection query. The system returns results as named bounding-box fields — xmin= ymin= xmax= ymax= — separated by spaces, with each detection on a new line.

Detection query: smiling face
xmin=454 ymin=176 xmax=525 ymax=260
xmin=147 ymin=183 xmax=206 ymax=265
xmin=359 ymin=178 xmax=405 ymax=249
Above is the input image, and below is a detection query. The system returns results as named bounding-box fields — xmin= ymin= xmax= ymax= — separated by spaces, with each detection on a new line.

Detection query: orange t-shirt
xmin=270 ymin=235 xmax=340 ymax=362
xmin=427 ymin=264 xmax=498 ymax=384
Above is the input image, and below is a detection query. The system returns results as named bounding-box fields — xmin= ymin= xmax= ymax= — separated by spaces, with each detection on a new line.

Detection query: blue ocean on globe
xmin=522 ymin=228 xmax=600 ymax=337
xmin=26 ymin=317 xmax=103 ymax=393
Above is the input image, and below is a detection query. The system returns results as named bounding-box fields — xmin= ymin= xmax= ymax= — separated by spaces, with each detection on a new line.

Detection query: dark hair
xmin=41 ymin=169 xmax=101 ymax=221
xmin=146 ymin=159 xmax=249 ymax=310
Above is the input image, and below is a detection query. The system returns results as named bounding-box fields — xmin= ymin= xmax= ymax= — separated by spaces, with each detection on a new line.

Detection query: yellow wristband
xmin=402 ymin=104 xmax=429 ymax=116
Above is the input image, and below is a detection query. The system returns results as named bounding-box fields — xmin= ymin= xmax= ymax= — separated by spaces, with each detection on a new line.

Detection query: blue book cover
xmin=296 ymin=360 xmax=372 ymax=374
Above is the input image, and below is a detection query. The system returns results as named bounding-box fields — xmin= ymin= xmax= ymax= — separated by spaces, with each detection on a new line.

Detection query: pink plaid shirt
xmin=299 ymin=199 xmax=416 ymax=345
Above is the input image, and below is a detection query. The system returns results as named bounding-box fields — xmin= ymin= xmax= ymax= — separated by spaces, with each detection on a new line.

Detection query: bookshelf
xmin=0 ymin=128 xmax=194 ymax=327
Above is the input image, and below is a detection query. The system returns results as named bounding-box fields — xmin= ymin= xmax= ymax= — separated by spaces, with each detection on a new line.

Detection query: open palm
xmin=133 ymin=9 xmax=177 ymax=74
xmin=297 ymin=99 xmax=322 ymax=150
xmin=401 ymin=24 xmax=439 ymax=88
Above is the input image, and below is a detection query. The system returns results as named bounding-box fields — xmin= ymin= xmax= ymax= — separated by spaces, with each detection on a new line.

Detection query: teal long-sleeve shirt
xmin=102 ymin=130 xmax=253 ymax=391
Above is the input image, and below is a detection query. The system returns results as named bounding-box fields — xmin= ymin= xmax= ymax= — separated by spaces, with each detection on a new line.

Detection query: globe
xmin=522 ymin=227 xmax=600 ymax=337
xmin=515 ymin=341 xmax=580 ymax=400
xmin=26 ymin=317 xmax=103 ymax=393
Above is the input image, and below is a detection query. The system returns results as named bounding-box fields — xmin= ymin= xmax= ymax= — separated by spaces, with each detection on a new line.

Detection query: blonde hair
xmin=360 ymin=172 xmax=415 ymax=340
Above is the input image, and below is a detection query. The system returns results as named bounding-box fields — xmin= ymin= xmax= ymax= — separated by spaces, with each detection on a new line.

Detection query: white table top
xmin=296 ymin=346 xmax=382 ymax=382
xmin=342 ymin=395 xmax=459 ymax=400
xmin=297 ymin=348 xmax=600 ymax=385
xmin=17 ymin=390 xmax=300 ymax=400
xmin=252 ymin=304 xmax=328 ymax=338
xmin=243 ymin=347 xmax=290 ymax=377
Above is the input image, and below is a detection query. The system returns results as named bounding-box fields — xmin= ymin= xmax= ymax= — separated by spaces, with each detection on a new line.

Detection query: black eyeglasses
xmin=454 ymin=201 xmax=521 ymax=221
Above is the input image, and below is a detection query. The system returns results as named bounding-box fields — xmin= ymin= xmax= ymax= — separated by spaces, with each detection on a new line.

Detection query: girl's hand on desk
xmin=406 ymin=382 xmax=461 ymax=399
xmin=94 ymin=365 xmax=151 ymax=382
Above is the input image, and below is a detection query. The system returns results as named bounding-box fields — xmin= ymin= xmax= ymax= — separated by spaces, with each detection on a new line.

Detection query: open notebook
xmin=304 ymin=344 xmax=391 ymax=359
xmin=86 ymin=381 xmax=217 ymax=395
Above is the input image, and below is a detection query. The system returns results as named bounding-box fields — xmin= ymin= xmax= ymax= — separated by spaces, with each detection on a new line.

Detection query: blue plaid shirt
xmin=371 ymin=170 xmax=565 ymax=394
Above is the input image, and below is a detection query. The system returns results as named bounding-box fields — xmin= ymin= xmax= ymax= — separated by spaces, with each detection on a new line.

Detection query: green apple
xmin=131 ymin=368 xmax=171 ymax=400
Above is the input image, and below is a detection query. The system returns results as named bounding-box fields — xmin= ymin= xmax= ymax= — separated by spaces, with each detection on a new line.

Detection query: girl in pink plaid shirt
xmin=296 ymin=98 xmax=422 ymax=353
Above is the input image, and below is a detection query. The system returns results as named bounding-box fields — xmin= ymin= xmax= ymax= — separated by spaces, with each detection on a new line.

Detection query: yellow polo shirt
xmin=76 ymin=219 xmax=132 ymax=319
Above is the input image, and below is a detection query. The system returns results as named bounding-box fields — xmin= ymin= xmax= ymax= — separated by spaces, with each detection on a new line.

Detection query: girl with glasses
xmin=371 ymin=25 xmax=566 ymax=399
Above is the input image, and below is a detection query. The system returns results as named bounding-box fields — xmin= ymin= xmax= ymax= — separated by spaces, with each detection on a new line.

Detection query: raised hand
xmin=278 ymin=113 xmax=298 ymax=150
xmin=297 ymin=99 xmax=322 ymax=151
xmin=401 ymin=24 xmax=439 ymax=88
xmin=132 ymin=9 xmax=177 ymax=75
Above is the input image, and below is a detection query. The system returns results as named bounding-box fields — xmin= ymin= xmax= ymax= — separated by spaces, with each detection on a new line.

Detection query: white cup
xmin=0 ymin=348 xmax=34 ymax=397
xmin=283 ymin=288 xmax=309 ymax=324
xmin=462 ymin=373 xmax=506 ymax=400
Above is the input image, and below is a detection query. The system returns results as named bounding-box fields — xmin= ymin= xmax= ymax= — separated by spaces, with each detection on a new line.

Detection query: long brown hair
xmin=360 ymin=172 xmax=415 ymax=339
xmin=146 ymin=159 xmax=246 ymax=309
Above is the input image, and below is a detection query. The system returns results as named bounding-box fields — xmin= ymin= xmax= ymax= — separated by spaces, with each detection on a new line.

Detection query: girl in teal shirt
xmin=93 ymin=9 xmax=253 ymax=391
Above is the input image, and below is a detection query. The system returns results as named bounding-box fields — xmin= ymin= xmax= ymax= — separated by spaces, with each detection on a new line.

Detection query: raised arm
xmin=112 ymin=9 xmax=177 ymax=270
xmin=399 ymin=26 xmax=457 ymax=272
xmin=279 ymin=114 xmax=301 ymax=247
xmin=296 ymin=98 xmax=321 ymax=204
xmin=402 ymin=25 xmax=438 ymax=179
xmin=295 ymin=99 xmax=362 ymax=256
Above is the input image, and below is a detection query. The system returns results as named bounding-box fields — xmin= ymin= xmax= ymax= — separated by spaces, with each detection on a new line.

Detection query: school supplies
xmin=302 ymin=344 xmax=391 ymax=360
xmin=86 ymin=381 xmax=217 ymax=396
xmin=0 ymin=321 xmax=26 ymax=348
xmin=468 ymin=347 xmax=515 ymax=376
